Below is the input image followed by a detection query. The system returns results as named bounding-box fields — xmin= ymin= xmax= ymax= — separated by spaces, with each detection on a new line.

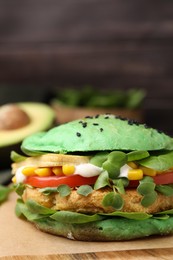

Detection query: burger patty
xmin=22 ymin=186 xmax=173 ymax=214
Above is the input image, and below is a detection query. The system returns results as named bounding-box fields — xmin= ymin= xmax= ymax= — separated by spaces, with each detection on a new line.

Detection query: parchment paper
xmin=1 ymin=192 xmax=173 ymax=258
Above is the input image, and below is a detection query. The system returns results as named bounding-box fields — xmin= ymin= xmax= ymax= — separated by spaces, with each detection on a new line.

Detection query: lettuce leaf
xmin=99 ymin=211 xmax=152 ymax=220
xmin=0 ymin=185 xmax=12 ymax=204
xmin=10 ymin=151 xmax=27 ymax=163
xmin=16 ymin=199 xmax=173 ymax=225
xmin=51 ymin=211 xmax=104 ymax=223
xmin=26 ymin=199 xmax=56 ymax=215
xmin=15 ymin=199 xmax=46 ymax=221
xmin=138 ymin=151 xmax=173 ymax=171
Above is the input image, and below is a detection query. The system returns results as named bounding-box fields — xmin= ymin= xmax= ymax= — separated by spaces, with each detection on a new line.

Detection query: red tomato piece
xmin=24 ymin=171 xmax=173 ymax=189
xmin=153 ymin=171 xmax=173 ymax=185
xmin=128 ymin=171 xmax=173 ymax=188
xmin=24 ymin=174 xmax=98 ymax=188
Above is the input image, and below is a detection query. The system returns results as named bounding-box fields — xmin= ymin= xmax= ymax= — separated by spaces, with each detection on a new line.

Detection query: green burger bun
xmin=21 ymin=114 xmax=173 ymax=155
xmin=12 ymin=114 xmax=173 ymax=241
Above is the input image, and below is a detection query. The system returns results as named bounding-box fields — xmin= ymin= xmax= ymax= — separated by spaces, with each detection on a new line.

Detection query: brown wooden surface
xmin=2 ymin=248 xmax=173 ymax=260
xmin=0 ymin=0 xmax=173 ymax=135
xmin=0 ymin=0 xmax=173 ymax=93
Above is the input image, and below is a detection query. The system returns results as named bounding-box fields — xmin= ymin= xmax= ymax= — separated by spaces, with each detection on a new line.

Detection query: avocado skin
xmin=0 ymin=102 xmax=55 ymax=169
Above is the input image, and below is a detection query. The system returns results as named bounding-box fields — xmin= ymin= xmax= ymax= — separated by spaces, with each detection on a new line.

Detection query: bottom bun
xmin=33 ymin=216 xmax=173 ymax=241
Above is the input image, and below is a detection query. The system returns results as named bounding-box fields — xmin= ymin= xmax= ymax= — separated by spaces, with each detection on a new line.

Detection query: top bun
xmin=21 ymin=114 xmax=173 ymax=155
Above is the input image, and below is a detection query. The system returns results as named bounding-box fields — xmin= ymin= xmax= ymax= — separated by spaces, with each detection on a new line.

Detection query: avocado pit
xmin=0 ymin=104 xmax=30 ymax=130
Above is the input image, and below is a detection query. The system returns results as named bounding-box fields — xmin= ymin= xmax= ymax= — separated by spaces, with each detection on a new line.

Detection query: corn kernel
xmin=139 ymin=166 xmax=157 ymax=176
xmin=22 ymin=166 xmax=37 ymax=176
xmin=52 ymin=166 xmax=63 ymax=176
xmin=12 ymin=176 xmax=16 ymax=183
xmin=127 ymin=162 xmax=138 ymax=169
xmin=62 ymin=165 xmax=75 ymax=175
xmin=35 ymin=167 xmax=52 ymax=177
xmin=128 ymin=169 xmax=143 ymax=180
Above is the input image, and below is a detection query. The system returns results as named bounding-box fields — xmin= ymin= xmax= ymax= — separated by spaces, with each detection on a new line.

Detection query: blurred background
xmin=0 ymin=0 xmax=173 ymax=134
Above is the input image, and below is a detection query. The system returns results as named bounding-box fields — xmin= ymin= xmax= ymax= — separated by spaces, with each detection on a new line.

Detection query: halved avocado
xmin=0 ymin=102 xmax=55 ymax=169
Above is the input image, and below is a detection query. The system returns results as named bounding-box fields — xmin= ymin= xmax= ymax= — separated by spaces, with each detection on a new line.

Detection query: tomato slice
xmin=153 ymin=171 xmax=173 ymax=185
xmin=129 ymin=171 xmax=173 ymax=188
xmin=24 ymin=171 xmax=173 ymax=189
xmin=24 ymin=174 xmax=98 ymax=188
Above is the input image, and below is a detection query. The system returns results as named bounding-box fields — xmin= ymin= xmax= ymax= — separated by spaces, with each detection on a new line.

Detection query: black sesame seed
xmin=127 ymin=118 xmax=140 ymax=126
xmin=93 ymin=123 xmax=99 ymax=126
xmin=82 ymin=122 xmax=87 ymax=128
xmin=95 ymin=114 xmax=100 ymax=118
xmin=115 ymin=115 xmax=127 ymax=121
xmin=157 ymin=129 xmax=164 ymax=134
xmin=85 ymin=116 xmax=93 ymax=119
xmin=76 ymin=132 xmax=81 ymax=137
xmin=100 ymin=128 xmax=104 ymax=132
xmin=128 ymin=120 xmax=134 ymax=125
xmin=104 ymin=116 xmax=109 ymax=119
xmin=78 ymin=120 xmax=87 ymax=128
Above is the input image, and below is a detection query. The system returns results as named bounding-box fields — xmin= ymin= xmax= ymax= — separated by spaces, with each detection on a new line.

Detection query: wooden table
xmin=2 ymin=249 xmax=173 ymax=260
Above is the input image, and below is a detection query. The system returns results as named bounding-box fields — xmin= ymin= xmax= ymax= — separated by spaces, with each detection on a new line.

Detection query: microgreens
xmin=156 ymin=184 xmax=173 ymax=196
xmin=94 ymin=171 xmax=110 ymax=190
xmin=39 ymin=185 xmax=71 ymax=197
xmin=77 ymin=185 xmax=93 ymax=196
xmin=102 ymin=192 xmax=124 ymax=210
xmin=102 ymin=151 xmax=127 ymax=179
xmin=137 ymin=177 xmax=157 ymax=207
xmin=112 ymin=178 xmax=129 ymax=194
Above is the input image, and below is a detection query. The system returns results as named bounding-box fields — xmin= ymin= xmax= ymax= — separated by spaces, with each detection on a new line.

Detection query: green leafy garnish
xmin=90 ymin=152 xmax=109 ymax=167
xmin=153 ymin=215 xmax=170 ymax=220
xmin=14 ymin=183 xmax=26 ymax=196
xmin=51 ymin=210 xmax=104 ymax=223
xmin=125 ymin=88 xmax=146 ymax=109
xmin=39 ymin=185 xmax=71 ymax=197
xmin=127 ymin=151 xmax=150 ymax=162
xmin=102 ymin=192 xmax=124 ymax=210
xmin=15 ymin=199 xmax=46 ymax=221
xmin=155 ymin=209 xmax=173 ymax=215
xmin=0 ymin=185 xmax=12 ymax=204
xmin=156 ymin=185 xmax=173 ymax=196
xmin=77 ymin=185 xmax=93 ymax=196
xmin=39 ymin=187 xmax=58 ymax=195
xmin=57 ymin=185 xmax=71 ymax=197
xmin=137 ymin=180 xmax=156 ymax=195
xmin=102 ymin=151 xmax=127 ymax=179
xmin=112 ymin=178 xmax=129 ymax=194
xmin=94 ymin=171 xmax=110 ymax=190
xmin=140 ymin=192 xmax=157 ymax=207
xmin=11 ymin=151 xmax=27 ymax=162
xmin=137 ymin=176 xmax=157 ymax=207
xmin=26 ymin=199 xmax=56 ymax=215
xmin=54 ymin=87 xmax=145 ymax=109
xmin=138 ymin=151 xmax=173 ymax=171
xmin=16 ymin=199 xmax=173 ymax=225
xmin=100 ymin=211 xmax=152 ymax=220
